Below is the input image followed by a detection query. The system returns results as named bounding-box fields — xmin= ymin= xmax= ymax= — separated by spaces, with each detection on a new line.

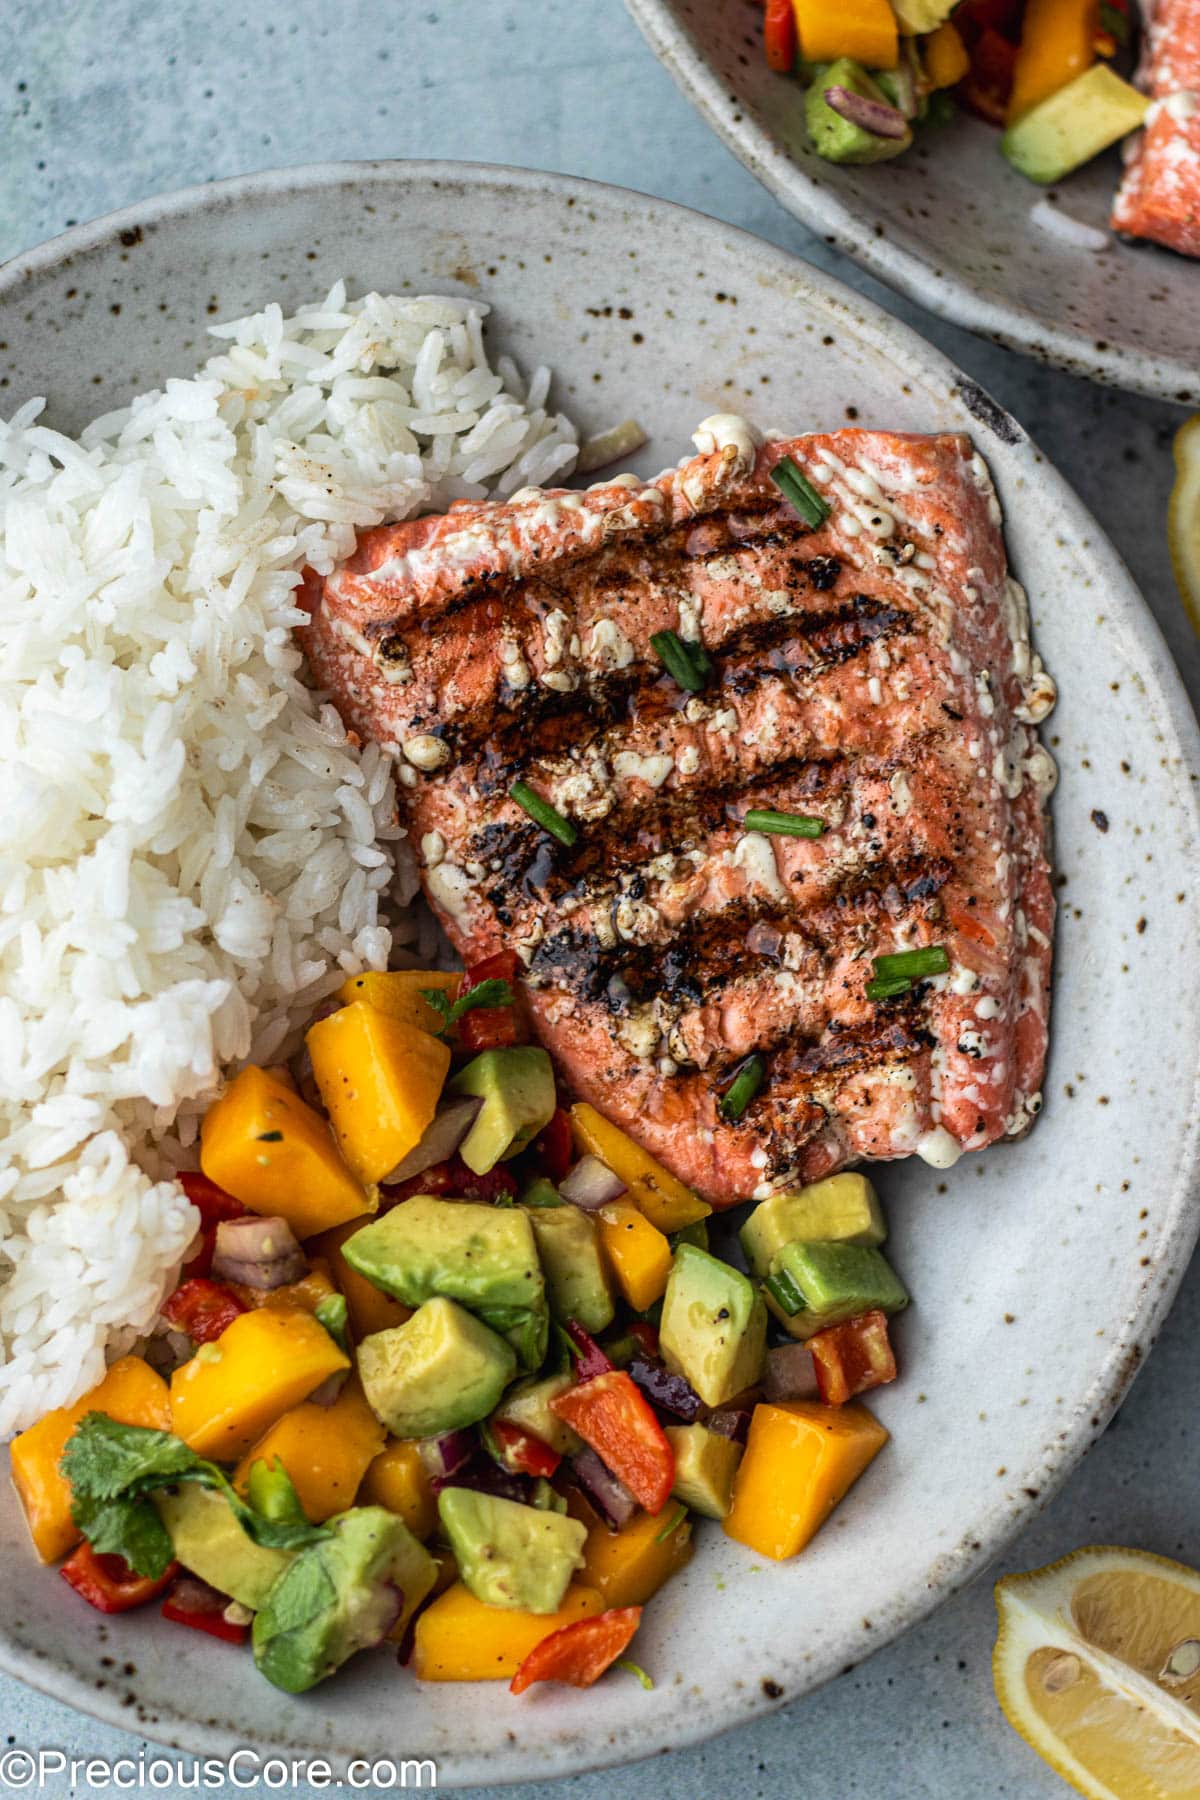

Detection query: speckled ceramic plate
xmin=1 ymin=161 xmax=1199 ymax=1787
xmin=626 ymin=0 xmax=1199 ymax=403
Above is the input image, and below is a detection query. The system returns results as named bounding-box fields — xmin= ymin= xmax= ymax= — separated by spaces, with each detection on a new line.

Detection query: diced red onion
xmin=823 ymin=86 xmax=908 ymax=140
xmin=765 ymin=1342 xmax=821 ymax=1404
xmin=308 ymin=1369 xmax=350 ymax=1407
xmin=560 ymin=1154 xmax=625 ymax=1212
xmin=437 ymin=1457 xmax=531 ymax=1505
xmin=360 ymin=1582 xmax=405 ymax=1650
xmin=745 ymin=921 xmax=783 ymax=959
xmin=565 ymin=1320 xmax=614 ymax=1381
xmin=211 ymin=1216 xmax=307 ymax=1289
xmin=628 ymin=1356 xmax=703 ymax=1422
xmin=382 ymin=1097 xmax=484 ymax=1186
xmin=571 ymin=1448 xmax=637 ymax=1529
xmin=707 ymin=1407 xmax=753 ymax=1444
xmin=417 ymin=1428 xmax=475 ymax=1483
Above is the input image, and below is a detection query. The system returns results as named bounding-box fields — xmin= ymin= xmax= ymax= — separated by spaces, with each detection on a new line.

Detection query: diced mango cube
xmin=307 ymin=1001 xmax=451 ymax=1185
xmin=570 ymin=1104 xmax=710 ymax=1232
xmin=580 ymin=1505 xmax=694 ymax=1609
xmin=723 ymin=1401 xmax=888 ymax=1560
xmin=234 ymin=1377 xmax=385 ymax=1523
xmin=10 ymin=1357 xmax=171 ymax=1564
xmin=200 ymin=1063 xmax=370 ymax=1240
xmin=791 ymin=0 xmax=897 ymax=68
xmin=598 ymin=1202 xmax=673 ymax=1311
xmin=412 ymin=1582 xmax=604 ymax=1681
xmin=337 ymin=969 xmax=459 ymax=1037
xmin=169 ymin=1307 xmax=349 ymax=1459
xmin=358 ymin=1437 xmax=437 ymax=1540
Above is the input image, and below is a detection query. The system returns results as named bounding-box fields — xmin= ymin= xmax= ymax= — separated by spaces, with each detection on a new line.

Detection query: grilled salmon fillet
xmin=1111 ymin=0 xmax=1200 ymax=259
xmin=299 ymin=417 xmax=1057 ymax=1206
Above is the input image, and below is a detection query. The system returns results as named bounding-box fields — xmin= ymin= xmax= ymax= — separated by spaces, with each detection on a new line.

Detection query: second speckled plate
xmin=1 ymin=160 xmax=1199 ymax=1787
xmin=627 ymin=0 xmax=1199 ymax=402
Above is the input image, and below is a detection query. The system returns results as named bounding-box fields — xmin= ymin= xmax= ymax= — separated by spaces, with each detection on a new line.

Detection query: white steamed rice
xmin=0 ymin=284 xmax=579 ymax=1435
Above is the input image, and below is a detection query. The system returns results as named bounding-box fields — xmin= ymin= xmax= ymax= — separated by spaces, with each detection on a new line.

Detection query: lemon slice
xmin=1168 ymin=413 xmax=1200 ymax=638
xmin=994 ymin=1546 xmax=1200 ymax=1800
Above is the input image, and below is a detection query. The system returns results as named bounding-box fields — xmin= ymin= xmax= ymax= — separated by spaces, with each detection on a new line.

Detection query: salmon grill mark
xmin=299 ymin=425 xmax=1056 ymax=1205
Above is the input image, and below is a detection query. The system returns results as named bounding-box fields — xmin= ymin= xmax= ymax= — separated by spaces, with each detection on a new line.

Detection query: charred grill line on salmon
xmin=300 ymin=415 xmax=1058 ymax=1206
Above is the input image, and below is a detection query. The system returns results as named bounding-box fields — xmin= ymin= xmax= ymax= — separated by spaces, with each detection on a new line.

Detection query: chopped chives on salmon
xmin=510 ymin=782 xmax=578 ymax=847
xmin=650 ymin=629 xmax=712 ymax=693
xmin=769 ymin=456 xmax=830 ymax=529
xmin=872 ymin=947 xmax=949 ymax=982
xmin=743 ymin=808 xmax=823 ymax=839
xmin=719 ymin=1054 xmax=766 ymax=1122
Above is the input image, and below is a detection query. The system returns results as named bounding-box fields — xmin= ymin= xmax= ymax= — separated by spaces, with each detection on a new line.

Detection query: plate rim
xmin=2 ymin=154 xmax=1200 ymax=1785
xmin=624 ymin=0 xmax=1198 ymax=404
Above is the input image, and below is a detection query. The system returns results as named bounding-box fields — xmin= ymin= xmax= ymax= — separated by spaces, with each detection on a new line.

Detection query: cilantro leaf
xmin=75 ymin=1495 xmax=177 ymax=1581
xmin=61 ymin=1414 xmax=329 ymax=1575
xmin=420 ymin=977 xmax=514 ymax=1037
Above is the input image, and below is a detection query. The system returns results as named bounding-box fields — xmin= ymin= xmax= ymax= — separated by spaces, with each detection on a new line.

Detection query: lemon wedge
xmin=1168 ymin=413 xmax=1200 ymax=638
xmin=994 ymin=1546 xmax=1200 ymax=1800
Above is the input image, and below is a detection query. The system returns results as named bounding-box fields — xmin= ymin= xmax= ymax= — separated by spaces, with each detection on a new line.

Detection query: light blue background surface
xmin=2 ymin=3 xmax=1198 ymax=1794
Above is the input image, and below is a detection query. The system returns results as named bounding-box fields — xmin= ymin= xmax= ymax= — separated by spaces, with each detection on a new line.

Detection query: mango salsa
xmin=11 ymin=1356 xmax=170 ymax=1563
xmin=723 ymin=1401 xmax=889 ymax=1560
xmin=169 ymin=1307 xmax=350 ymax=1459
xmin=200 ymin=1063 xmax=370 ymax=1239
xmin=307 ymin=1000 xmax=451 ymax=1185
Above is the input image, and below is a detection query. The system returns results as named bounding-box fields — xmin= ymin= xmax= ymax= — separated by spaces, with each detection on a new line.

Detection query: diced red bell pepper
xmin=808 ymin=1309 xmax=898 ymax=1406
xmin=963 ymin=27 xmax=1017 ymax=122
xmin=564 ymin=1319 xmax=615 ymax=1382
xmin=510 ymin=1606 xmax=642 ymax=1695
xmin=161 ymin=1277 xmax=247 ymax=1344
xmin=551 ymin=1371 xmax=675 ymax=1514
xmin=531 ymin=1107 xmax=573 ymax=1184
xmin=179 ymin=1170 xmax=246 ymax=1278
xmin=458 ymin=948 xmax=526 ymax=1052
xmin=383 ymin=1155 xmax=518 ymax=1208
xmin=762 ymin=0 xmax=797 ymax=72
xmin=61 ymin=1543 xmax=178 ymax=1615
xmin=161 ymin=1574 xmax=249 ymax=1644
xmin=491 ymin=1419 xmax=562 ymax=1480
xmin=458 ymin=1005 xmax=521 ymax=1052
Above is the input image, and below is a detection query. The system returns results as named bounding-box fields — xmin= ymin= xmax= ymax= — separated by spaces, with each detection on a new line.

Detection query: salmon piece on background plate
xmin=298 ymin=417 xmax=1057 ymax=1207
xmin=1111 ymin=0 xmax=1200 ymax=258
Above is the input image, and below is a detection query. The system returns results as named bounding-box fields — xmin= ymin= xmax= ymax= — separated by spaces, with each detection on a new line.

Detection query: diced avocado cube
xmin=493 ymin=1372 xmax=583 ymax=1458
xmin=449 ymin=1047 xmax=557 ymax=1174
xmin=740 ymin=1174 xmax=886 ymax=1278
xmin=1001 ymin=66 xmax=1148 ymax=185
xmin=765 ymin=1240 xmax=908 ymax=1341
xmin=357 ymin=1297 xmax=516 ymax=1437
xmin=525 ymin=1203 xmax=615 ymax=1335
xmin=155 ymin=1484 xmax=294 ymax=1612
xmin=344 ymin=1194 xmax=547 ymax=1370
xmin=437 ymin=1489 xmax=586 ymax=1613
xmin=252 ymin=1507 xmax=436 ymax=1693
xmin=806 ymin=59 xmax=913 ymax=166
xmin=659 ymin=1244 xmax=768 ymax=1409
xmin=664 ymin=1422 xmax=743 ymax=1521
